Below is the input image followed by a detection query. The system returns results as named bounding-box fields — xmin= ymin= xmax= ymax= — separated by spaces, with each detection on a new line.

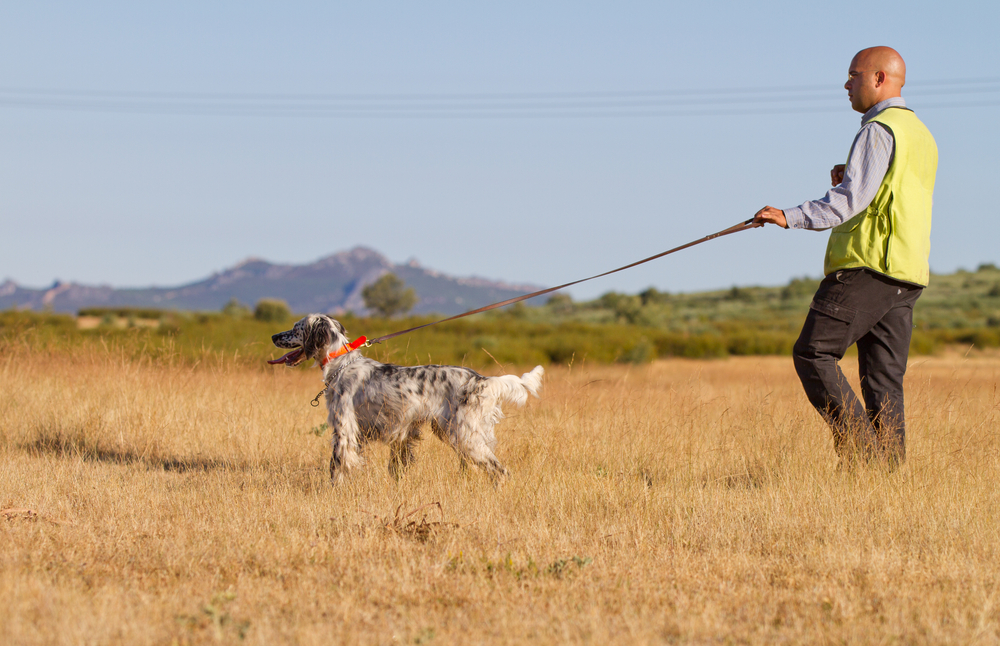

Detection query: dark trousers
xmin=793 ymin=268 xmax=922 ymax=464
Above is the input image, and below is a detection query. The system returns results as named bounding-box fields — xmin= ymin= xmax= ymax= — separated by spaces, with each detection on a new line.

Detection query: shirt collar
xmin=862 ymin=97 xmax=907 ymax=123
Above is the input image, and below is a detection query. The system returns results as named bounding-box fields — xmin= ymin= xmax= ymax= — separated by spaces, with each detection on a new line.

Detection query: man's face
xmin=844 ymin=54 xmax=880 ymax=113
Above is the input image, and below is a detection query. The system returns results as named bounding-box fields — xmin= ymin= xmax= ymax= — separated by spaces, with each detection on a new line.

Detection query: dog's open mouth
xmin=268 ymin=347 xmax=304 ymax=365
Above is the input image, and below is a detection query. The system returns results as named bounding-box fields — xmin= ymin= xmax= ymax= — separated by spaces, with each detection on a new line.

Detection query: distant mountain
xmin=0 ymin=247 xmax=543 ymax=316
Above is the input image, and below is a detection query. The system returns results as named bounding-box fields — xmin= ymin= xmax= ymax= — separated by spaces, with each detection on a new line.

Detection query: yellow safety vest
xmin=824 ymin=107 xmax=938 ymax=286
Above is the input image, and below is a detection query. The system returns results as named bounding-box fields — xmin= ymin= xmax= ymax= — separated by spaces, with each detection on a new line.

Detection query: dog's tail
xmin=483 ymin=365 xmax=544 ymax=407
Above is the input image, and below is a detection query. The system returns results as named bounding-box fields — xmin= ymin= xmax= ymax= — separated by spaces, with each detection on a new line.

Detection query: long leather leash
xmin=365 ymin=217 xmax=758 ymax=346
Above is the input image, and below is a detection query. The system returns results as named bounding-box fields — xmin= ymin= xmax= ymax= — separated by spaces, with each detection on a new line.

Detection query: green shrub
xmin=78 ymin=307 xmax=168 ymax=320
xmin=780 ymin=277 xmax=821 ymax=301
xmin=910 ymin=331 xmax=939 ymax=355
xmin=654 ymin=333 xmax=728 ymax=359
xmin=253 ymin=299 xmax=292 ymax=323
xmin=362 ymin=274 xmax=417 ymax=318
xmin=546 ymin=293 xmax=574 ymax=314
xmin=618 ymin=338 xmax=654 ymax=364
xmin=725 ymin=286 xmax=753 ymax=302
xmin=639 ymin=287 xmax=669 ymax=305
xmin=222 ymin=298 xmax=251 ymax=318
xmin=599 ymin=292 xmax=642 ymax=324
xmin=545 ymin=343 xmax=577 ymax=365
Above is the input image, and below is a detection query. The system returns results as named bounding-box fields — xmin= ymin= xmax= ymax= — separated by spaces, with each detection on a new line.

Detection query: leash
xmin=364 ymin=217 xmax=758 ymax=345
xmin=301 ymin=217 xmax=757 ymax=405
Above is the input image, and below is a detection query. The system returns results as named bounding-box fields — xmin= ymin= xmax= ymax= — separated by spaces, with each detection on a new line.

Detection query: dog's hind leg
xmin=462 ymin=446 xmax=508 ymax=483
xmin=449 ymin=419 xmax=508 ymax=484
xmin=429 ymin=419 xmax=470 ymax=475
xmin=387 ymin=443 xmax=406 ymax=480
xmin=388 ymin=422 xmax=422 ymax=480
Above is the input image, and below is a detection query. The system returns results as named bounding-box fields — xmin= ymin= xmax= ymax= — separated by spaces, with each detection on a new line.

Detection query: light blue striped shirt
xmin=784 ymin=97 xmax=906 ymax=230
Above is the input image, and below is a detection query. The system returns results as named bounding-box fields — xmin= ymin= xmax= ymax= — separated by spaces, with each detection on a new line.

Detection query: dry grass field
xmin=2 ymin=342 xmax=999 ymax=645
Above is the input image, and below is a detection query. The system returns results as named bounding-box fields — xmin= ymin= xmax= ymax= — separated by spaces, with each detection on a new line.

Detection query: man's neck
xmin=862 ymin=96 xmax=906 ymax=123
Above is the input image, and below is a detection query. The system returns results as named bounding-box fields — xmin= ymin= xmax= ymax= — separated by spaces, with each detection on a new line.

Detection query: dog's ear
xmin=318 ymin=315 xmax=347 ymax=337
xmin=302 ymin=316 xmax=334 ymax=358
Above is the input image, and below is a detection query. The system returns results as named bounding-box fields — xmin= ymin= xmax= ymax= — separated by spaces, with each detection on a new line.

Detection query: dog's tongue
xmin=267 ymin=348 xmax=304 ymax=365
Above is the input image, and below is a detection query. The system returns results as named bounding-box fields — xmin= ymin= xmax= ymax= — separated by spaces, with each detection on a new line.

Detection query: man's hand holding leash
xmin=753 ymin=205 xmax=787 ymax=229
xmin=754 ymin=162 xmax=848 ymax=229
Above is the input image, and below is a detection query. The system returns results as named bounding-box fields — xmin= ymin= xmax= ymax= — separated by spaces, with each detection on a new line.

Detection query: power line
xmin=0 ymin=79 xmax=997 ymax=118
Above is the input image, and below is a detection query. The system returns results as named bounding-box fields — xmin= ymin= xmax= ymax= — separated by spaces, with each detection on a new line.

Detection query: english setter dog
xmin=270 ymin=314 xmax=543 ymax=484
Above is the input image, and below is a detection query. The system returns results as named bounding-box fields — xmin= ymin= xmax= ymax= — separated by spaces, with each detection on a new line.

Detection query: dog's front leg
xmin=328 ymin=396 xmax=364 ymax=485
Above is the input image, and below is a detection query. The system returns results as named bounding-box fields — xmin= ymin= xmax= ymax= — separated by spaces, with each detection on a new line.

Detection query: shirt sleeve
xmin=783 ymin=123 xmax=894 ymax=231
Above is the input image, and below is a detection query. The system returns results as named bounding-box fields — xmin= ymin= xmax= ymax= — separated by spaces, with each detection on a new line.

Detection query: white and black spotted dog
xmin=270 ymin=314 xmax=543 ymax=484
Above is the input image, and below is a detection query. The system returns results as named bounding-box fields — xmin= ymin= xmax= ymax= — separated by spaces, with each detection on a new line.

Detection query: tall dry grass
xmin=2 ymin=343 xmax=999 ymax=644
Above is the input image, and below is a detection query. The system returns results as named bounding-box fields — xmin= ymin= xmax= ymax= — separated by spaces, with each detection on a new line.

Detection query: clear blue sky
xmin=2 ymin=1 xmax=997 ymax=300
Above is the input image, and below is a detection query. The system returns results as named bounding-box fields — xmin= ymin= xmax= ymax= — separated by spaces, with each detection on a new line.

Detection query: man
xmin=753 ymin=47 xmax=938 ymax=467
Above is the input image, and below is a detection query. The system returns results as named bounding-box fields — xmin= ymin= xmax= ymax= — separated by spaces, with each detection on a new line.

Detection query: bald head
xmin=845 ymin=46 xmax=907 ymax=113
xmin=855 ymin=47 xmax=906 ymax=89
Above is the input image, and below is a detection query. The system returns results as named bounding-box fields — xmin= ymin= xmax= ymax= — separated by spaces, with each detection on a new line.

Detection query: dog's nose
xmin=271 ymin=333 xmax=281 ymax=343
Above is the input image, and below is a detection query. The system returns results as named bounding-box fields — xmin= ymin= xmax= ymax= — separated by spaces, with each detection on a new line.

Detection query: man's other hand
xmin=831 ymin=164 xmax=846 ymax=186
